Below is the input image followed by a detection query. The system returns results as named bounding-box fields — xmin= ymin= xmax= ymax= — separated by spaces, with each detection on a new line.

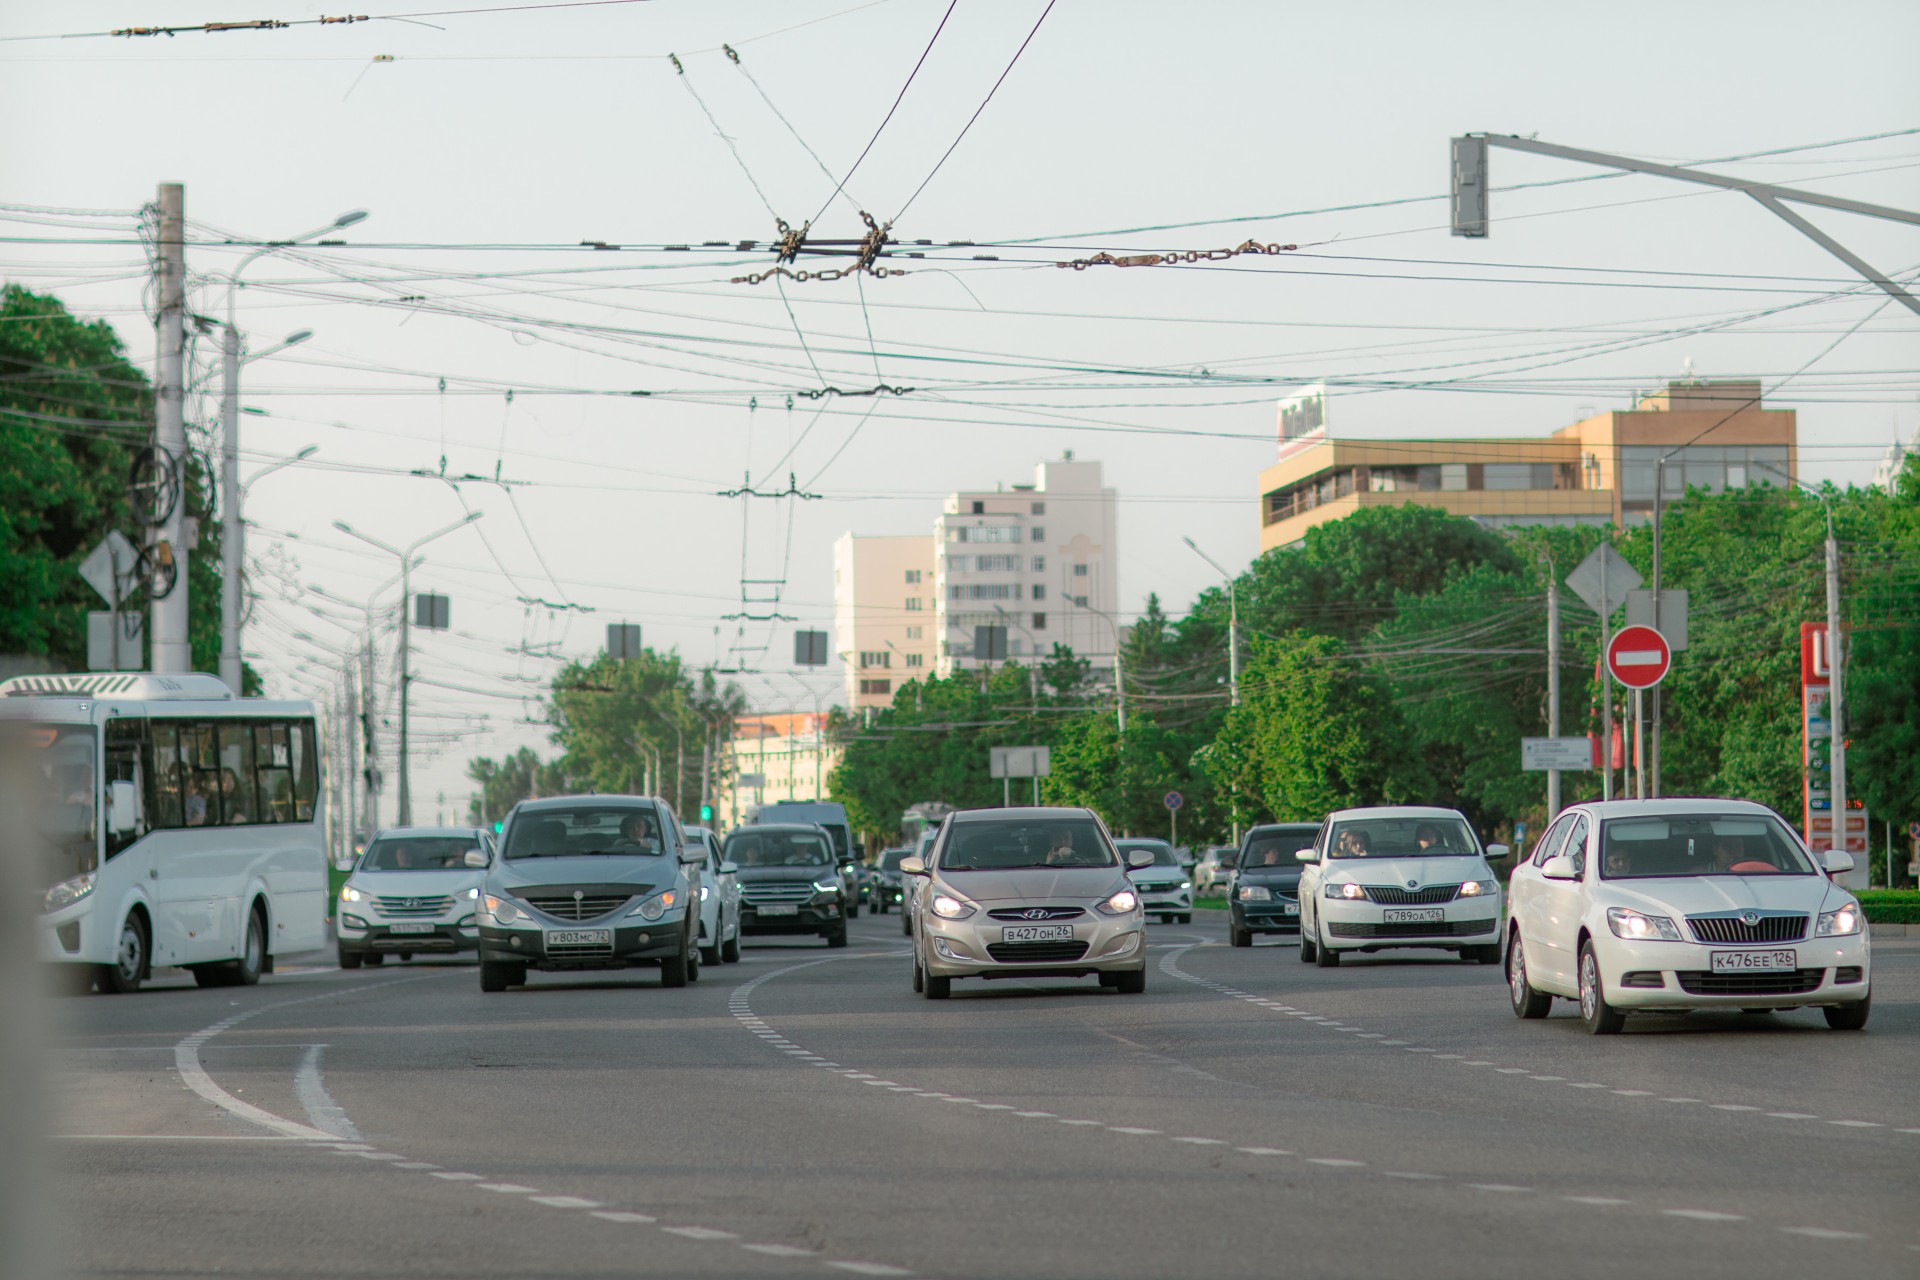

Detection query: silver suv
xmin=902 ymin=807 xmax=1153 ymax=999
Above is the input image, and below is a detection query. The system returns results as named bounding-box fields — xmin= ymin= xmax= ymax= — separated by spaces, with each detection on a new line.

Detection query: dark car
xmin=474 ymin=795 xmax=705 ymax=991
xmin=1228 ymin=822 xmax=1320 ymax=947
xmin=870 ymin=846 xmax=912 ymax=914
xmin=725 ymin=824 xmax=849 ymax=947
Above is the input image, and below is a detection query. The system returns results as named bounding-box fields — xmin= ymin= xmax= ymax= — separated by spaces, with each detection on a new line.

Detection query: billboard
xmin=1276 ymin=384 xmax=1328 ymax=460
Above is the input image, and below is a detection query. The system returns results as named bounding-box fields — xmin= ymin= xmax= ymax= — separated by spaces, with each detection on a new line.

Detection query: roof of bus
xmin=1 ymin=672 xmax=238 ymax=701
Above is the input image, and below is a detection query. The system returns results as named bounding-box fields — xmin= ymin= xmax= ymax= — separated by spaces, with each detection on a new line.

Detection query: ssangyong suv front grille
xmin=524 ymin=894 xmax=631 ymax=921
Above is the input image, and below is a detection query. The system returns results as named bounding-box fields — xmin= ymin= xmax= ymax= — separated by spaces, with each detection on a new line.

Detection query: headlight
xmin=1237 ymin=885 xmax=1272 ymax=902
xmin=482 ymin=894 xmax=521 ymax=925
xmin=812 ymin=879 xmax=841 ymax=895
xmin=340 ymin=883 xmax=368 ymax=903
xmin=1458 ymin=879 xmax=1498 ymax=897
xmin=631 ymin=890 xmax=679 ymax=921
xmin=1816 ymin=905 xmax=1861 ymax=937
xmin=1325 ymin=882 xmax=1365 ymax=900
xmin=699 ymin=884 xmax=711 ymax=902
xmin=1096 ymin=889 xmax=1138 ymax=916
xmin=43 ymin=872 xmax=95 ymax=914
xmin=1606 ymin=907 xmax=1681 ymax=941
xmin=1179 ymin=880 xmax=1192 ymax=891
xmin=465 ymin=887 xmax=480 ymax=900
xmin=930 ymin=893 xmax=975 ymax=920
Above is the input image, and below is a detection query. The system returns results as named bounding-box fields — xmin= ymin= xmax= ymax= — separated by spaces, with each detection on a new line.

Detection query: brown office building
xmin=1257 ymin=381 xmax=1797 ymax=552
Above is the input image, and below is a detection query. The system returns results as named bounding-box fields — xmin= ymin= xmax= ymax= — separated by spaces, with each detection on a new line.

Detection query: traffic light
xmin=492 ymin=821 xmax=503 ymax=834
xmin=700 ymin=803 xmax=714 ymax=822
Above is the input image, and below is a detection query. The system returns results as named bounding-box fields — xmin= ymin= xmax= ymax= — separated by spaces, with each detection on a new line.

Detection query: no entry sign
xmin=1606 ymin=624 xmax=1672 ymax=689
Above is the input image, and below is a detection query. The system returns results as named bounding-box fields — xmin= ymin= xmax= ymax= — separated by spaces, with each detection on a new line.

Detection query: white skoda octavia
xmin=1506 ymin=799 xmax=1870 ymax=1034
xmin=1295 ymin=806 xmax=1508 ymax=967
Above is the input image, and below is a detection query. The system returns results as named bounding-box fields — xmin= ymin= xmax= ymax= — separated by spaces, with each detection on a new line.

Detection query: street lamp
xmin=220 ymin=438 xmax=317 ymax=689
xmin=1183 ymin=535 xmax=1242 ymax=846
xmin=332 ymin=511 xmax=482 ymax=825
xmin=216 ymin=206 xmax=369 ymax=688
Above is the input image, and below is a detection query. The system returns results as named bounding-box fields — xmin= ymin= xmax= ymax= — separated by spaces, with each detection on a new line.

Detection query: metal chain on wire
xmin=1055 ymin=239 xmax=1299 ymax=270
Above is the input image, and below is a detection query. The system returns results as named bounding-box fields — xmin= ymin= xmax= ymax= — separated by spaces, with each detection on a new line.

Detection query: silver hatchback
xmin=903 ymin=807 xmax=1152 ymax=999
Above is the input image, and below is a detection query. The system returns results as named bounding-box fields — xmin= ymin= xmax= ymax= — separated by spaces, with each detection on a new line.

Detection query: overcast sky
xmin=4 ymin=0 xmax=1917 ymax=819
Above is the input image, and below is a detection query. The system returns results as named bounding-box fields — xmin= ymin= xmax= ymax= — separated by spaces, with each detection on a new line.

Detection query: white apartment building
xmin=935 ymin=453 xmax=1119 ymax=676
xmin=833 ymin=533 xmax=938 ymax=712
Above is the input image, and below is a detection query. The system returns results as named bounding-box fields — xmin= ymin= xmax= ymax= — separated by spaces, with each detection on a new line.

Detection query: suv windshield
xmin=503 ymin=806 xmax=666 ymax=859
xmin=726 ymin=829 xmax=833 ymax=867
xmin=1599 ymin=814 xmax=1815 ymax=879
xmin=1327 ymin=816 xmax=1476 ymax=859
xmin=361 ymin=836 xmax=476 ymax=871
xmin=879 ymin=849 xmax=910 ymax=871
xmin=1242 ymin=828 xmax=1315 ymax=870
xmin=941 ymin=819 xmax=1115 ymax=871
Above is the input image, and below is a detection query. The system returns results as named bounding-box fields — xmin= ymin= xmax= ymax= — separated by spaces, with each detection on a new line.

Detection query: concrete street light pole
xmin=333 ymin=512 xmax=482 ymax=825
xmin=1184 ymin=536 xmax=1241 ymax=843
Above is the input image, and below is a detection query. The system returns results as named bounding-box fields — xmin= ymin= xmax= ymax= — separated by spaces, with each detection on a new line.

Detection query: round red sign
xmin=1606 ymin=625 xmax=1672 ymax=689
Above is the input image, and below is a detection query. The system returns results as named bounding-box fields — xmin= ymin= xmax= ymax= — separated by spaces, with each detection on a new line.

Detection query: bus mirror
xmin=107 ymin=780 xmax=137 ymax=834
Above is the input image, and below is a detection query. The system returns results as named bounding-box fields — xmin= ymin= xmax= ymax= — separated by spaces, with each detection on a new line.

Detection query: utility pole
xmin=361 ymin=631 xmax=378 ymax=834
xmin=1546 ymin=572 xmax=1562 ymax=820
xmin=344 ymin=655 xmax=361 ymax=853
xmin=398 ymin=553 xmax=413 ymax=824
xmin=150 ymin=183 xmax=191 ymax=674
xmin=1599 ymin=567 xmax=1613 ymax=803
xmin=1826 ymin=514 xmax=1847 ymax=863
xmin=218 ymin=324 xmax=241 ymax=689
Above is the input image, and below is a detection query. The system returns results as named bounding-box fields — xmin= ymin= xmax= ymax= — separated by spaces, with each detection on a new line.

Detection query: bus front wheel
xmin=96 ymin=911 xmax=149 ymax=994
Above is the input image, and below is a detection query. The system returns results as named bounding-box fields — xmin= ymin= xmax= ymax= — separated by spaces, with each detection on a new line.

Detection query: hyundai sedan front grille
xmin=986 ymin=906 xmax=1084 ymax=921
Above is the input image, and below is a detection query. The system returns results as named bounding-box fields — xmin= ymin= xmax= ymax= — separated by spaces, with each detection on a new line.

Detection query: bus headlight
xmin=43 ymin=872 xmax=95 ymax=914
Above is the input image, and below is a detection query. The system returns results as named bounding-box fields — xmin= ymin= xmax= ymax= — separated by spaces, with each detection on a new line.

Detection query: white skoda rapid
xmin=1295 ymin=807 xmax=1508 ymax=967
xmin=1506 ymin=799 xmax=1870 ymax=1034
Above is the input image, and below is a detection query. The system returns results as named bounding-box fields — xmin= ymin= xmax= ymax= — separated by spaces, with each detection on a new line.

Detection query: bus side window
xmin=290 ymin=720 xmax=318 ymax=822
xmin=217 ymin=721 xmax=259 ymax=826
xmin=180 ymin=721 xmax=221 ymax=827
xmin=256 ymin=722 xmax=294 ymax=823
xmin=104 ymin=717 xmax=149 ymax=857
xmin=150 ymin=721 xmax=184 ymax=829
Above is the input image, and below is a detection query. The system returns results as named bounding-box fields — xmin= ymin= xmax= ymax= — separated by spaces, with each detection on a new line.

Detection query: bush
xmin=1858 ymin=889 xmax=1920 ymax=923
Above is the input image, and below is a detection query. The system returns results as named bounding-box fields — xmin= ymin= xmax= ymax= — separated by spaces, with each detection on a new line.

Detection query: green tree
xmin=465 ymin=746 xmax=571 ymax=826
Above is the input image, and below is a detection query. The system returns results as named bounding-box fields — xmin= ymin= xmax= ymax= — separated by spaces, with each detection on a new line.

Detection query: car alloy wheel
xmin=1578 ymin=943 xmax=1624 ymax=1035
xmin=1508 ymin=938 xmax=1550 ymax=1019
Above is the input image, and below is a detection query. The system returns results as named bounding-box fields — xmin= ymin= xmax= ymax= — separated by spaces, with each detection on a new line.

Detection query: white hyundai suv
xmin=1296 ymin=806 xmax=1507 ymax=967
xmin=1506 ymin=799 xmax=1870 ymax=1034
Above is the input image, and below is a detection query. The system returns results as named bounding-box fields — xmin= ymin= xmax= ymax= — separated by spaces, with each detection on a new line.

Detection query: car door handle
xmin=149 ymin=868 xmax=159 ymax=880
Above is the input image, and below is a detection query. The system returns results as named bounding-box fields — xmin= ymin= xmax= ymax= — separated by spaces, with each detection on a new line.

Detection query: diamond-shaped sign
xmin=78 ymin=531 xmax=139 ymax=606
xmin=1565 ymin=543 xmax=1641 ymax=618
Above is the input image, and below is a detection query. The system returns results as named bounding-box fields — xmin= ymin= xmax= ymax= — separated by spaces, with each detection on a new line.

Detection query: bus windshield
xmin=5 ymin=722 xmax=99 ymax=888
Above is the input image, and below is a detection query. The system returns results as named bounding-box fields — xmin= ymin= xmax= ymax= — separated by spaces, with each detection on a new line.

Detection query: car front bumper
xmin=1134 ymin=883 xmax=1192 ymax=914
xmin=739 ymin=901 xmax=843 ymax=935
xmin=339 ymin=912 xmax=479 ymax=955
xmin=1230 ymin=896 xmax=1302 ymax=933
xmin=1316 ymin=894 xmax=1500 ymax=951
xmin=478 ymin=917 xmax=687 ymax=968
xmin=1594 ymin=933 xmax=1871 ymax=1010
xmin=921 ymin=909 xmax=1145 ymax=980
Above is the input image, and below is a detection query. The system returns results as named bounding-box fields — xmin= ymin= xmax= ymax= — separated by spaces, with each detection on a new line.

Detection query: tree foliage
xmin=465 ymin=746 xmax=573 ymax=826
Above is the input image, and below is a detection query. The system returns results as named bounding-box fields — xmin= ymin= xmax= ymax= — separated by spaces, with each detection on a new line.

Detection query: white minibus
xmin=6 ymin=672 xmax=327 ymax=992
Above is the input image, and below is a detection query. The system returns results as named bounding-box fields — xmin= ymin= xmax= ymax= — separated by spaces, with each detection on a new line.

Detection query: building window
xmin=859 ymin=650 xmax=891 ymax=669
xmin=1073 ymin=563 xmax=1088 ymax=577
xmin=1031 ymin=555 xmax=1045 ymax=572
xmin=1032 ymin=612 xmax=1046 ymax=630
xmin=859 ymin=678 xmax=892 ymax=696
xmin=949 ymin=525 xmax=1020 ymax=543
xmin=906 ymin=626 xmax=922 ymax=639
xmin=949 ymin=583 xmax=1016 ymax=601
xmin=973 ymin=554 xmax=1020 ymax=572
xmin=970 ymin=500 xmax=985 ymax=514
xmin=1030 ymin=526 xmax=1044 ymax=542
xmin=1032 ymin=584 xmax=1046 ymax=601
xmin=1031 ymin=501 xmax=1045 ymax=515
xmin=904 ymin=597 xmax=922 ymax=611
xmin=905 ymin=653 xmax=924 ymax=669
xmin=1482 ymin=463 xmax=1556 ymax=491
xmin=1073 ymin=595 xmax=1088 ymax=607
xmin=905 ymin=569 xmax=922 ymax=584
xmin=1441 ymin=463 xmax=1468 ymax=492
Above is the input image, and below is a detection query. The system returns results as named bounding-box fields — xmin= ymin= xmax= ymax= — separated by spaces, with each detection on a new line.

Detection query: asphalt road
xmin=40 ymin=909 xmax=1920 ymax=1280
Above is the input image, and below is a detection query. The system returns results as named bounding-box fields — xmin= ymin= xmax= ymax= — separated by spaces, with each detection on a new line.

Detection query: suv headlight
xmin=930 ymin=892 xmax=976 ymax=920
xmin=1458 ymin=879 xmax=1498 ymax=897
xmin=1096 ymin=888 xmax=1138 ymax=916
xmin=1816 ymin=905 xmax=1861 ymax=937
xmin=812 ymin=879 xmax=841 ymax=895
xmin=340 ymin=882 xmax=369 ymax=903
xmin=631 ymin=890 xmax=679 ymax=921
xmin=1237 ymin=885 xmax=1272 ymax=902
xmin=1606 ymin=907 xmax=1681 ymax=941
xmin=43 ymin=872 xmax=95 ymax=914
xmin=1325 ymin=882 xmax=1365 ymax=900
xmin=482 ymin=894 xmax=521 ymax=925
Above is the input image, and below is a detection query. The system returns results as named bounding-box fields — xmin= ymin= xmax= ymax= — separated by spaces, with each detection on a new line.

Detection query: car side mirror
xmin=1293 ymin=848 xmax=1318 ymax=864
xmin=1541 ymin=854 xmax=1577 ymax=881
xmin=1126 ymin=849 xmax=1155 ymax=869
xmin=719 ymin=860 xmax=739 ymax=875
xmin=107 ymin=780 xmax=137 ymax=834
xmin=681 ymin=847 xmax=706 ymax=865
xmin=900 ymin=856 xmax=927 ymax=876
xmin=463 ymin=849 xmax=489 ymax=869
xmin=1485 ymin=843 xmax=1510 ymax=860
xmin=1821 ymin=850 xmax=1854 ymax=875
